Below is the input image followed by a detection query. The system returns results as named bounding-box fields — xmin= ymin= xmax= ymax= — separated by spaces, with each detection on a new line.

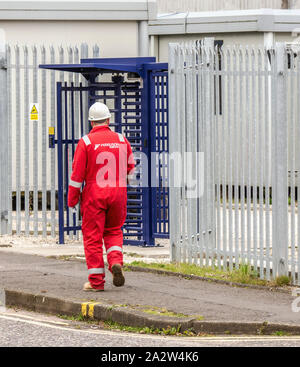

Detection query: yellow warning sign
xmin=30 ymin=103 xmax=39 ymax=121
xmin=31 ymin=105 xmax=38 ymax=114
xmin=48 ymin=126 xmax=55 ymax=135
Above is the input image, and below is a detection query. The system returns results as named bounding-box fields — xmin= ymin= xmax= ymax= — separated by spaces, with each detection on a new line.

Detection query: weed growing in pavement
xmin=103 ymin=320 xmax=190 ymax=337
xmin=58 ymin=314 xmax=91 ymax=322
xmin=140 ymin=306 xmax=189 ymax=318
xmin=257 ymin=322 xmax=269 ymax=335
xmin=272 ymin=331 xmax=292 ymax=337
xmin=140 ymin=307 xmax=204 ymax=321
xmin=57 ymin=314 xmax=211 ymax=337
xmin=275 ymin=275 xmax=291 ymax=287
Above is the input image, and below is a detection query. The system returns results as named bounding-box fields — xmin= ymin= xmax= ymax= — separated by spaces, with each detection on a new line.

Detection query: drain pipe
xmin=138 ymin=20 xmax=149 ymax=57
xmin=281 ymin=0 xmax=289 ymax=9
xmin=0 ymin=29 xmax=8 ymax=235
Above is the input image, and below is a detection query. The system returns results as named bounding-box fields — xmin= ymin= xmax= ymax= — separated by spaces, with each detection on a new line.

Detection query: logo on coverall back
xmin=95 ymin=143 xmax=120 ymax=150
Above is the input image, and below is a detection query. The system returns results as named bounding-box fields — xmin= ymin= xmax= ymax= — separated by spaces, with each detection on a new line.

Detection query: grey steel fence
xmin=0 ymin=43 xmax=100 ymax=238
xmin=169 ymin=40 xmax=300 ymax=284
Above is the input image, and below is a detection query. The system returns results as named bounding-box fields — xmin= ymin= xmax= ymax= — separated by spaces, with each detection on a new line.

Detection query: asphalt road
xmin=1 ymin=309 xmax=300 ymax=347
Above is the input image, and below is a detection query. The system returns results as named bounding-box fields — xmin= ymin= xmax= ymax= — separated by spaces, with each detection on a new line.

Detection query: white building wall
xmin=157 ymin=0 xmax=300 ymax=13
xmin=1 ymin=20 xmax=138 ymax=57
xmin=275 ymin=31 xmax=298 ymax=42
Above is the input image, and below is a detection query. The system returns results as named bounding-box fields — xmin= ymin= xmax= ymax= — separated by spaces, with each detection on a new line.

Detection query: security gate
xmin=168 ymin=41 xmax=216 ymax=262
xmin=151 ymin=70 xmax=169 ymax=238
xmin=42 ymin=58 xmax=169 ymax=245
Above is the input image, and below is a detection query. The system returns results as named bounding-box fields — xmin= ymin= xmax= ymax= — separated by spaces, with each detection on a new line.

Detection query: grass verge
xmin=57 ymin=314 xmax=209 ymax=337
xmin=103 ymin=320 xmax=209 ymax=337
xmin=138 ymin=305 xmax=204 ymax=320
xmin=125 ymin=261 xmax=292 ymax=288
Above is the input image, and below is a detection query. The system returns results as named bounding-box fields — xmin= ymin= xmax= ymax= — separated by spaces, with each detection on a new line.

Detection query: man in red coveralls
xmin=68 ymin=102 xmax=135 ymax=292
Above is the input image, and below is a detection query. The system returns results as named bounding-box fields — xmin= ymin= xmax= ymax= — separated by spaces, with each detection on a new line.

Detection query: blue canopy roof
xmin=39 ymin=57 xmax=168 ymax=79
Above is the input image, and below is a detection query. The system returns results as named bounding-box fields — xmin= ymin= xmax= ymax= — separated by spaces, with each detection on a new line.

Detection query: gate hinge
xmin=279 ymin=258 xmax=285 ymax=265
xmin=0 ymin=58 xmax=7 ymax=70
xmin=1 ymin=210 xmax=8 ymax=221
xmin=48 ymin=127 xmax=55 ymax=148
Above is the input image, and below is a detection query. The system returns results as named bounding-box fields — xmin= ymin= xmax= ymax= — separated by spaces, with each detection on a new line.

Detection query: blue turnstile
xmin=40 ymin=58 xmax=169 ymax=246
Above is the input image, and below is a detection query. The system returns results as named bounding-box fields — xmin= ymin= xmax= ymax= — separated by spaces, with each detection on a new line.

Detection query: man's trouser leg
xmin=82 ymin=205 xmax=106 ymax=289
xmin=104 ymin=198 xmax=127 ymax=272
xmin=104 ymin=227 xmax=124 ymax=272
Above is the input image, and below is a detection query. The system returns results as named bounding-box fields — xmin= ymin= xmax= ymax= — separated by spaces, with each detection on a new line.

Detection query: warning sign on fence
xmin=30 ymin=103 xmax=39 ymax=121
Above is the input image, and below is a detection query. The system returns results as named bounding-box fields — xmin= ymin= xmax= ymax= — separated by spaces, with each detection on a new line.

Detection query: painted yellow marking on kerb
xmin=81 ymin=303 xmax=89 ymax=317
xmin=88 ymin=304 xmax=96 ymax=318
xmin=81 ymin=302 xmax=101 ymax=318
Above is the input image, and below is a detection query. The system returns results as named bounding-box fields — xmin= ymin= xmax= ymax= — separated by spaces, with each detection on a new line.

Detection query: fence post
xmin=203 ymin=37 xmax=216 ymax=255
xmin=168 ymin=43 xmax=180 ymax=262
xmin=0 ymin=33 xmax=8 ymax=235
xmin=272 ymin=43 xmax=288 ymax=278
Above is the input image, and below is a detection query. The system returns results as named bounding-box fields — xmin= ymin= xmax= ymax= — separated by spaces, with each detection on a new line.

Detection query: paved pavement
xmin=1 ymin=309 xmax=300 ymax=347
xmin=0 ymin=252 xmax=300 ymax=329
xmin=0 ymin=234 xmax=170 ymax=263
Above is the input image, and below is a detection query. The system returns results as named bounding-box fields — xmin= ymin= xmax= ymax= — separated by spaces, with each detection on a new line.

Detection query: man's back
xmin=68 ymin=125 xmax=134 ymax=207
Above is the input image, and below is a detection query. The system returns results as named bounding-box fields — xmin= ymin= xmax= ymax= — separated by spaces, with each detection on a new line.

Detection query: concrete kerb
xmin=5 ymin=289 xmax=82 ymax=316
xmin=192 ymin=321 xmax=300 ymax=336
xmin=5 ymin=289 xmax=300 ymax=336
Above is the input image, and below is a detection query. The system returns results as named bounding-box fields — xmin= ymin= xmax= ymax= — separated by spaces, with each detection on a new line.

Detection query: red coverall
xmin=67 ymin=125 xmax=135 ymax=289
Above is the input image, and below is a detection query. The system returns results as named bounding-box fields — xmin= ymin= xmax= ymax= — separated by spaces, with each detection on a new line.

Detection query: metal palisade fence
xmin=0 ymin=43 xmax=100 ymax=239
xmin=168 ymin=40 xmax=300 ymax=284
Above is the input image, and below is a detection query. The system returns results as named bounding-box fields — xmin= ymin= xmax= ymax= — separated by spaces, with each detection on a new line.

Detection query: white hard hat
xmin=88 ymin=102 xmax=111 ymax=121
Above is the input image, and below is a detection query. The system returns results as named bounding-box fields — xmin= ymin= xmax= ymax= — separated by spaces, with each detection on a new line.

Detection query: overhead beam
xmin=0 ymin=1 xmax=151 ymax=20
xmin=149 ymin=9 xmax=300 ymax=35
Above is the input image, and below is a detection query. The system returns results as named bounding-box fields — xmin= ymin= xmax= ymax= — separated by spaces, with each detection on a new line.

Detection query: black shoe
xmin=111 ymin=264 xmax=125 ymax=287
